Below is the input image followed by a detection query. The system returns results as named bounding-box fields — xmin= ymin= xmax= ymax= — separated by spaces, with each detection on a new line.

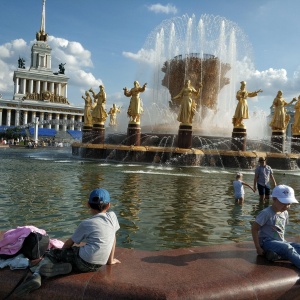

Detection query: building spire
xmin=40 ymin=0 xmax=46 ymax=33
xmin=36 ymin=0 xmax=48 ymax=42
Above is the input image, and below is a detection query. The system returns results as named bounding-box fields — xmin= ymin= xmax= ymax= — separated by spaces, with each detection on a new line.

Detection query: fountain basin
xmin=72 ymin=143 xmax=300 ymax=170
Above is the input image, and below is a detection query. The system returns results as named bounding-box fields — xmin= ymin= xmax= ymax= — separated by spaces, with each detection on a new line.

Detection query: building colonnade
xmin=0 ymin=106 xmax=82 ymax=131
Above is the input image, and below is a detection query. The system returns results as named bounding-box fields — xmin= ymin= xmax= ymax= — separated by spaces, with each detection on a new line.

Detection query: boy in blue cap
xmin=14 ymin=188 xmax=120 ymax=296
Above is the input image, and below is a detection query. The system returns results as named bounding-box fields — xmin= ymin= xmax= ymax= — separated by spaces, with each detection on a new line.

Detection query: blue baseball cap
xmin=88 ymin=188 xmax=110 ymax=205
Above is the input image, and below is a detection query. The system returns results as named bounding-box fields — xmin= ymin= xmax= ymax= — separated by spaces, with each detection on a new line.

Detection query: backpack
xmin=21 ymin=232 xmax=50 ymax=260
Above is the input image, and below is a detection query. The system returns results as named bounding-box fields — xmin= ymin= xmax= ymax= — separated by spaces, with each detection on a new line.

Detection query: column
xmin=14 ymin=78 xmax=19 ymax=94
xmin=43 ymin=81 xmax=47 ymax=92
xmin=23 ymin=111 xmax=28 ymax=125
xmin=22 ymin=79 xmax=26 ymax=94
xmin=77 ymin=116 xmax=82 ymax=130
xmin=65 ymin=85 xmax=68 ymax=98
xmin=62 ymin=114 xmax=67 ymax=131
xmin=6 ymin=110 xmax=11 ymax=126
xmin=55 ymin=113 xmax=60 ymax=131
xmin=15 ymin=110 xmax=20 ymax=126
xmin=29 ymin=79 xmax=33 ymax=93
xmin=70 ymin=115 xmax=75 ymax=130
xmin=34 ymin=118 xmax=39 ymax=144
xmin=47 ymin=113 xmax=52 ymax=129
xmin=36 ymin=80 xmax=41 ymax=94
xmin=39 ymin=112 xmax=44 ymax=128
xmin=50 ymin=82 xmax=54 ymax=93
xmin=0 ymin=109 xmax=2 ymax=126
xmin=31 ymin=111 xmax=36 ymax=123
xmin=57 ymin=83 xmax=61 ymax=96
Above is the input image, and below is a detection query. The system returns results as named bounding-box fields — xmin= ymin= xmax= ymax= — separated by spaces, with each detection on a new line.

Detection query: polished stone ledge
xmin=1 ymin=242 xmax=300 ymax=299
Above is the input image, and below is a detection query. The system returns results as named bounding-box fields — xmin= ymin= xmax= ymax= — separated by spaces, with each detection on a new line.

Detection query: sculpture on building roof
xmin=58 ymin=63 xmax=66 ymax=74
xmin=18 ymin=57 xmax=25 ymax=69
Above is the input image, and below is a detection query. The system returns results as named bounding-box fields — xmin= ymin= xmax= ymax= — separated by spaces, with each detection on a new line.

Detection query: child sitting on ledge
xmin=14 ymin=188 xmax=121 ymax=296
xmin=251 ymin=185 xmax=300 ymax=266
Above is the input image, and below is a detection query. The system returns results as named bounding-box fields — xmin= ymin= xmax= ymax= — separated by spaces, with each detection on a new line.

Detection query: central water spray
xmin=140 ymin=14 xmax=253 ymax=136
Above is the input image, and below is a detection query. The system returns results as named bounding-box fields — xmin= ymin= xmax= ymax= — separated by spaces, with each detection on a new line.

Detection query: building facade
xmin=0 ymin=0 xmax=83 ymax=133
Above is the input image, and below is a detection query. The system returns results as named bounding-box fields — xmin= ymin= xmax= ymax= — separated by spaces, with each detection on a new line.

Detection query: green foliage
xmin=1 ymin=127 xmax=22 ymax=140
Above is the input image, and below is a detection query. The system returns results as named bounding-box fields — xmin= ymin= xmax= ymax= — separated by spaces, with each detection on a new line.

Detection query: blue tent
xmin=67 ymin=130 xmax=82 ymax=140
xmin=28 ymin=127 xmax=57 ymax=137
xmin=0 ymin=125 xmax=14 ymax=132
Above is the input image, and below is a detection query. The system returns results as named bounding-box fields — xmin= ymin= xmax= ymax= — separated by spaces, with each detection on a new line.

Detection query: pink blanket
xmin=0 ymin=226 xmax=64 ymax=255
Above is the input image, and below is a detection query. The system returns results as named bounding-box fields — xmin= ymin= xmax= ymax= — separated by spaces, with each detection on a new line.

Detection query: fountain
xmin=72 ymin=14 xmax=300 ymax=170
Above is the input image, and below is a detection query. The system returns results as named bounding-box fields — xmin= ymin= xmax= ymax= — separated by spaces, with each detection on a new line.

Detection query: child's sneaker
xmin=265 ymin=250 xmax=281 ymax=261
xmin=39 ymin=262 xmax=72 ymax=277
xmin=14 ymin=273 xmax=41 ymax=296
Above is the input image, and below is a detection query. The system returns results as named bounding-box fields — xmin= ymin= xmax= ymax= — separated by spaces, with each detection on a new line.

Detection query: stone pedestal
xmin=271 ymin=131 xmax=285 ymax=152
xmin=82 ymin=125 xmax=93 ymax=143
xmin=231 ymin=127 xmax=246 ymax=151
xmin=92 ymin=124 xmax=105 ymax=144
xmin=178 ymin=124 xmax=192 ymax=149
xmin=127 ymin=123 xmax=141 ymax=146
xmin=291 ymin=135 xmax=300 ymax=153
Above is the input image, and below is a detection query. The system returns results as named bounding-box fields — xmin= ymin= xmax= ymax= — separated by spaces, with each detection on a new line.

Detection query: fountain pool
xmin=1 ymin=147 xmax=300 ymax=251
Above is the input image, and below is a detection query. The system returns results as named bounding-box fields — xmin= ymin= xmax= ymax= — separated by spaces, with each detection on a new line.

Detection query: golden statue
xmin=82 ymin=91 xmax=93 ymax=126
xmin=232 ymin=81 xmax=262 ymax=128
xmin=123 ymin=81 xmax=147 ymax=123
xmin=108 ymin=104 xmax=121 ymax=127
xmin=173 ymin=80 xmax=202 ymax=125
xmin=269 ymin=90 xmax=296 ymax=131
xmin=292 ymin=95 xmax=300 ymax=135
xmin=89 ymin=85 xmax=108 ymax=124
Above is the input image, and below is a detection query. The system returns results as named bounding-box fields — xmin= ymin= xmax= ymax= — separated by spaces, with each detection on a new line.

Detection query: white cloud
xmin=122 ymin=48 xmax=156 ymax=63
xmin=147 ymin=3 xmax=177 ymax=14
xmin=48 ymin=36 xmax=93 ymax=69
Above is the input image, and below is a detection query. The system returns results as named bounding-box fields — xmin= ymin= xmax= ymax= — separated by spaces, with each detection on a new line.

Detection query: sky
xmin=1 ymin=0 xmax=300 ymax=128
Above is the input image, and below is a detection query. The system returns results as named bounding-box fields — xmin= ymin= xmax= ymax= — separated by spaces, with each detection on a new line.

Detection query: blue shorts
xmin=257 ymin=183 xmax=270 ymax=196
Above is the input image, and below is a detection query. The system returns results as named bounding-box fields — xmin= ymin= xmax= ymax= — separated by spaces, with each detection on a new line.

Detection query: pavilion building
xmin=0 ymin=0 xmax=83 ymax=136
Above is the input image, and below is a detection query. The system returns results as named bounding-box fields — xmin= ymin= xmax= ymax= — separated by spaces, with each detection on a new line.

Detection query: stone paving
xmin=1 ymin=242 xmax=300 ymax=299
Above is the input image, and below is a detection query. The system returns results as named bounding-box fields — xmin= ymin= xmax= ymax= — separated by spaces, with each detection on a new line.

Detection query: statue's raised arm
xmin=232 ymin=81 xmax=263 ymax=128
xmin=125 ymin=81 xmax=146 ymax=123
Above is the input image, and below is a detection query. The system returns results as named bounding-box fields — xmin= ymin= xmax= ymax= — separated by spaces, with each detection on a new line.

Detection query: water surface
xmin=0 ymin=147 xmax=299 ymax=251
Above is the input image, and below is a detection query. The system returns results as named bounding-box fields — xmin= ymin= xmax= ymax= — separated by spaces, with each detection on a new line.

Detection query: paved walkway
xmin=1 ymin=242 xmax=300 ymax=299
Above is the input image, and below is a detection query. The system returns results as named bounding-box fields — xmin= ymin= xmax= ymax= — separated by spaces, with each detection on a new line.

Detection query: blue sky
xmin=1 ymin=0 xmax=300 ymax=131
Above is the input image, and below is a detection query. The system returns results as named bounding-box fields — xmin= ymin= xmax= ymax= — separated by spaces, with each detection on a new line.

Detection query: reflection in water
xmin=0 ymin=148 xmax=300 ymax=251
xmin=118 ymin=173 xmax=141 ymax=247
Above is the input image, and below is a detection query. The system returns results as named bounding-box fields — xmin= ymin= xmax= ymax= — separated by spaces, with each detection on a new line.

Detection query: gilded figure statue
xmin=108 ymin=104 xmax=121 ymax=127
xmin=269 ymin=91 xmax=296 ymax=131
xmin=82 ymin=91 xmax=93 ymax=126
xmin=292 ymin=95 xmax=300 ymax=135
xmin=89 ymin=85 xmax=108 ymax=124
xmin=173 ymin=80 xmax=202 ymax=125
xmin=123 ymin=81 xmax=146 ymax=123
xmin=232 ymin=81 xmax=262 ymax=128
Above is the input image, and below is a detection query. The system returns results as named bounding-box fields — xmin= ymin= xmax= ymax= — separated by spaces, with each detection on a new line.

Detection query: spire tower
xmin=36 ymin=0 xmax=48 ymax=41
